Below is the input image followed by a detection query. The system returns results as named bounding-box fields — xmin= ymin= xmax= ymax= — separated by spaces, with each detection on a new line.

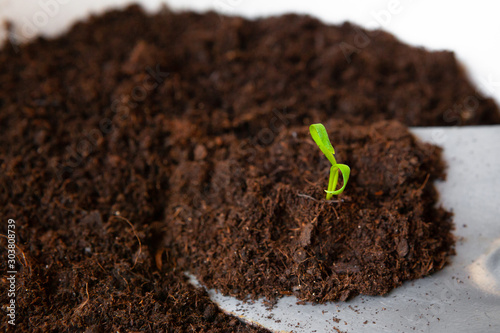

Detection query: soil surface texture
xmin=2 ymin=4 xmax=489 ymax=331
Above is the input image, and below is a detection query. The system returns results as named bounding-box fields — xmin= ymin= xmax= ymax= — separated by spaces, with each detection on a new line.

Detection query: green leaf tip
xmin=309 ymin=123 xmax=350 ymax=200
xmin=309 ymin=124 xmax=336 ymax=165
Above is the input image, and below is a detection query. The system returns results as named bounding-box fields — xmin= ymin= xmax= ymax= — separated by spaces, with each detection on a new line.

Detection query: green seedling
xmin=309 ymin=123 xmax=350 ymax=200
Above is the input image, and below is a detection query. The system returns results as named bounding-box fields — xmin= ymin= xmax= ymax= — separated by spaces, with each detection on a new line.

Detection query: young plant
xmin=309 ymin=123 xmax=350 ymax=200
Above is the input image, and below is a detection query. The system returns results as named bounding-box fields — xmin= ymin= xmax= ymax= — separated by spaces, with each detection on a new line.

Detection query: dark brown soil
xmin=1 ymin=3 xmax=489 ymax=331
xmin=169 ymin=119 xmax=454 ymax=304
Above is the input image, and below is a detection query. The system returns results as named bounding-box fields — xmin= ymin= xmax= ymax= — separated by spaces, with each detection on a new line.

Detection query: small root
xmin=330 ymin=205 xmax=340 ymax=220
xmin=297 ymin=193 xmax=319 ymax=202
xmin=75 ymin=282 xmax=89 ymax=313
xmin=110 ymin=215 xmax=142 ymax=268
xmin=417 ymin=173 xmax=430 ymax=192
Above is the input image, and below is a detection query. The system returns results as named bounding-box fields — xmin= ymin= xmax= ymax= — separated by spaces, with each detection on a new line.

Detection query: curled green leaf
xmin=325 ymin=164 xmax=350 ymax=199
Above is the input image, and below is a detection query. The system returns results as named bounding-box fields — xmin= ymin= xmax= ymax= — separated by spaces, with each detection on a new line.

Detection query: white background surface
xmin=1 ymin=0 xmax=500 ymax=106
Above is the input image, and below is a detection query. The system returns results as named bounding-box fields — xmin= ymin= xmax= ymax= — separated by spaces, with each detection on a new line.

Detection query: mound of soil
xmin=169 ymin=119 xmax=454 ymax=304
xmin=1 ymin=4 xmax=488 ymax=331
